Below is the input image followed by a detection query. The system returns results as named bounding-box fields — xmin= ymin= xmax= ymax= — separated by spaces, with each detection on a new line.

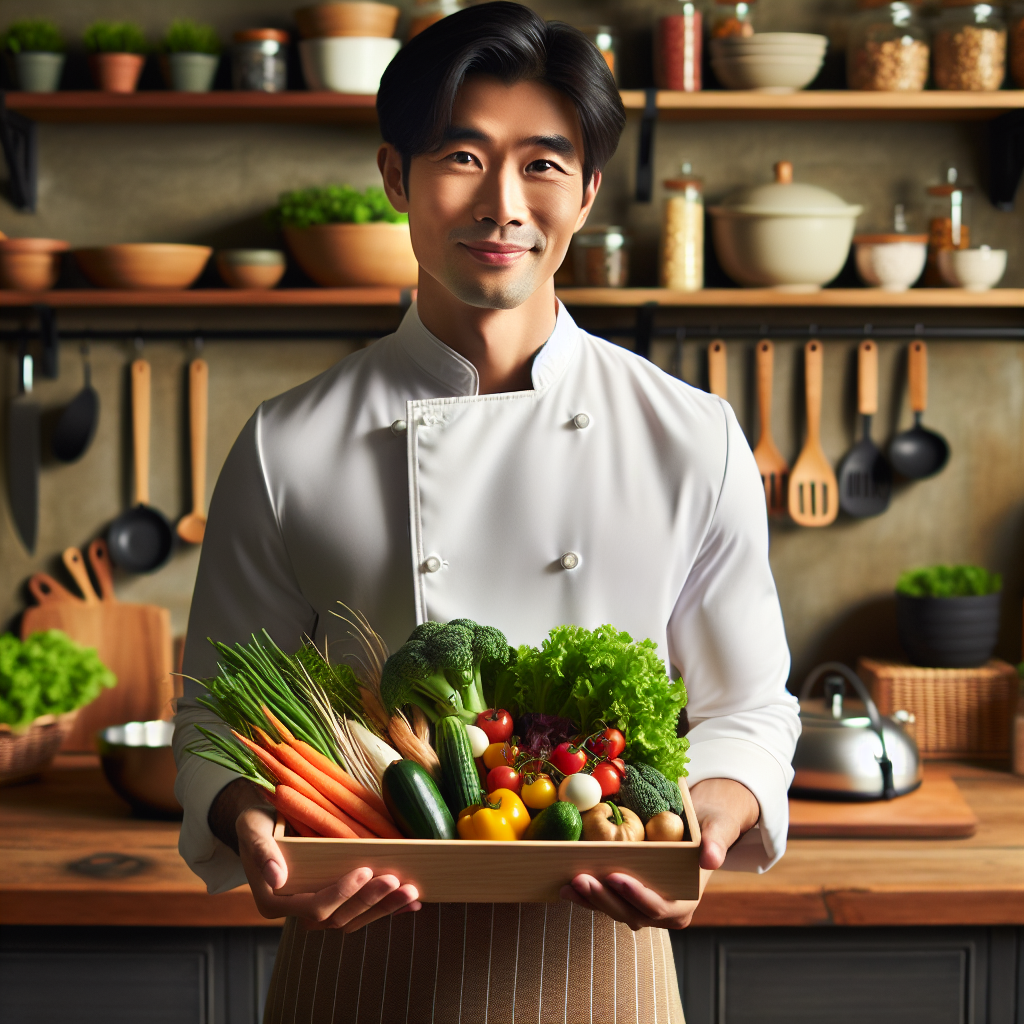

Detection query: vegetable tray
xmin=274 ymin=780 xmax=701 ymax=903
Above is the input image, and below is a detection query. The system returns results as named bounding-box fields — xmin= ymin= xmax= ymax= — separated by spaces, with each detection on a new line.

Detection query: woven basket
xmin=0 ymin=711 xmax=78 ymax=785
xmin=858 ymin=657 xmax=1016 ymax=760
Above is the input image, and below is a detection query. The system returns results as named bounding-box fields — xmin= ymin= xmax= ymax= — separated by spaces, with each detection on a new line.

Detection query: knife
xmin=8 ymin=348 xmax=39 ymax=553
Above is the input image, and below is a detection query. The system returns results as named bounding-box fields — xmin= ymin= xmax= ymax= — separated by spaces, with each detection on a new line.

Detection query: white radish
xmin=349 ymin=720 xmax=401 ymax=783
xmin=465 ymin=724 xmax=491 ymax=758
xmin=558 ymin=772 xmax=602 ymax=812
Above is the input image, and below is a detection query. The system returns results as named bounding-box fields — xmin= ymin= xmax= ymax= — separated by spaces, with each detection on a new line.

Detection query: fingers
xmin=566 ymin=874 xmax=650 ymax=931
xmin=337 ymin=883 xmax=422 ymax=934
xmin=688 ymin=778 xmax=760 ymax=870
xmin=562 ymin=874 xmax=697 ymax=931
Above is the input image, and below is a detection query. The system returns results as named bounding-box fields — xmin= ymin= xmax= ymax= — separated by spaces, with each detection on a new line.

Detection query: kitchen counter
xmin=1 ymin=757 xmax=1021 ymax=929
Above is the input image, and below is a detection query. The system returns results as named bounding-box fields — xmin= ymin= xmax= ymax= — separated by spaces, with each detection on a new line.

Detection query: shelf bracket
xmin=635 ymin=88 xmax=658 ymax=203
xmin=0 ymin=92 xmax=37 ymax=212
xmin=34 ymin=304 xmax=58 ymax=379
xmin=634 ymin=301 xmax=658 ymax=359
xmin=989 ymin=110 xmax=1024 ymax=212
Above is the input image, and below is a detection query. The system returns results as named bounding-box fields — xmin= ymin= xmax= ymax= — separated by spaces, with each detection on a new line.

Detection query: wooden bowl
xmin=215 ymin=249 xmax=287 ymax=289
xmin=284 ymin=222 xmax=417 ymax=287
xmin=0 ymin=238 xmax=70 ymax=291
xmin=294 ymin=2 xmax=400 ymax=38
xmin=74 ymin=243 xmax=212 ymax=290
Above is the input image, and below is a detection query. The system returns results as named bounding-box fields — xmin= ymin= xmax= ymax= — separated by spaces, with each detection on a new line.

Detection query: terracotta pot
xmin=74 ymin=244 xmax=212 ymax=290
xmin=294 ymin=2 xmax=400 ymax=38
xmin=216 ymin=249 xmax=286 ymax=289
xmin=88 ymin=52 xmax=146 ymax=93
xmin=0 ymin=238 xmax=70 ymax=292
xmin=283 ymin=222 xmax=417 ymax=287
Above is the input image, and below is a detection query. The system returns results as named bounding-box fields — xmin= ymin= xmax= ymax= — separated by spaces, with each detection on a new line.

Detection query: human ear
xmin=377 ymin=144 xmax=410 ymax=213
xmin=574 ymin=168 xmax=602 ymax=233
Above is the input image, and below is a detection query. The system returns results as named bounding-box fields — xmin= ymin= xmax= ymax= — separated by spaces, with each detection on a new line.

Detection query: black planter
xmin=896 ymin=592 xmax=1001 ymax=668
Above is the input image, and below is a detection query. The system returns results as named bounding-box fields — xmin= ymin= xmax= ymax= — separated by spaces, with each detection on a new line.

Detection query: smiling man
xmin=173 ymin=4 xmax=799 ymax=1022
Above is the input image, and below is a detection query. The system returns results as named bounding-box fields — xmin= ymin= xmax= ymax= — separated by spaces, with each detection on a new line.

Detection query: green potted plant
xmin=84 ymin=21 xmax=148 ymax=93
xmin=896 ymin=564 xmax=1002 ymax=668
xmin=161 ymin=18 xmax=220 ymax=93
xmin=272 ymin=185 xmax=417 ymax=287
xmin=2 ymin=19 xmax=65 ymax=93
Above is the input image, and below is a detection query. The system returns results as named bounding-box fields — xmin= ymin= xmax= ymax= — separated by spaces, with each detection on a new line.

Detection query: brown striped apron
xmin=263 ymin=903 xmax=685 ymax=1024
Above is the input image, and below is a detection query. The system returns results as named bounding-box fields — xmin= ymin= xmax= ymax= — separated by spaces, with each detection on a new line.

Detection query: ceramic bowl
xmin=710 ymin=35 xmax=828 ymax=59
xmin=937 ymin=247 xmax=1007 ymax=291
xmin=853 ymin=235 xmax=928 ymax=291
xmin=283 ymin=222 xmax=417 ymax=286
xmin=75 ymin=243 xmax=212 ymax=290
xmin=97 ymin=720 xmax=182 ymax=818
xmin=216 ymin=248 xmax=287 ymax=289
xmin=711 ymin=53 xmax=824 ymax=91
xmin=0 ymin=238 xmax=70 ymax=292
xmin=298 ymin=36 xmax=400 ymax=92
xmin=294 ymin=2 xmax=400 ymax=38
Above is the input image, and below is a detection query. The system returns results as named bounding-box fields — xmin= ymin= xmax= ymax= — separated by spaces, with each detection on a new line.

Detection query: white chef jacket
xmin=174 ymin=301 xmax=800 ymax=895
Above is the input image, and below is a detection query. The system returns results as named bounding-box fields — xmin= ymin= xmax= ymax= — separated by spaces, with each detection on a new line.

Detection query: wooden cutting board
xmin=788 ymin=769 xmax=978 ymax=839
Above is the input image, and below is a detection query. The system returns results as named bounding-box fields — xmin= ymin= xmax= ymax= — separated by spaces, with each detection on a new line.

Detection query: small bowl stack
xmin=710 ymin=32 xmax=828 ymax=93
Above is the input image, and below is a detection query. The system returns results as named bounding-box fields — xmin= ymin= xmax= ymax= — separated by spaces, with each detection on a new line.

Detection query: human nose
xmin=473 ymin=158 xmax=527 ymax=227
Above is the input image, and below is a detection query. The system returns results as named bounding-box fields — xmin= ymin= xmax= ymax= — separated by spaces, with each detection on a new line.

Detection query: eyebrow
xmin=441 ymin=126 xmax=577 ymax=159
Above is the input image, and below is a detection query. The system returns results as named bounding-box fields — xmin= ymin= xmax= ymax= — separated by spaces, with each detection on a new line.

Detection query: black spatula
xmin=838 ymin=340 xmax=892 ymax=518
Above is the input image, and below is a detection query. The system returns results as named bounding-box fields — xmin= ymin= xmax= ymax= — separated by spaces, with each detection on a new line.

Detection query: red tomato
xmin=586 ymin=728 xmax=626 ymax=759
xmin=550 ymin=741 xmax=587 ymax=776
xmin=591 ymin=761 xmax=623 ymax=797
xmin=476 ymin=709 xmax=514 ymax=744
xmin=486 ymin=765 xmax=522 ymax=794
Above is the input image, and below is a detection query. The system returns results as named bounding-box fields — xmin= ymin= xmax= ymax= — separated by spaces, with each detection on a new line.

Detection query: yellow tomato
xmin=521 ymin=774 xmax=557 ymax=810
xmin=483 ymin=742 xmax=510 ymax=770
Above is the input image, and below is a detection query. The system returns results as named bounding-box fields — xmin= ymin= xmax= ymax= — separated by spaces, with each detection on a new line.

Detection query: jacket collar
xmin=395 ymin=299 xmax=579 ymax=397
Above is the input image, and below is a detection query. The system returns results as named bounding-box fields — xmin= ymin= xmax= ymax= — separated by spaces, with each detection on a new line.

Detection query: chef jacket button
xmin=560 ymin=552 xmax=580 ymax=570
xmin=572 ymin=413 xmax=590 ymax=429
xmin=391 ymin=419 xmax=407 ymax=435
xmin=423 ymin=555 xmax=442 ymax=573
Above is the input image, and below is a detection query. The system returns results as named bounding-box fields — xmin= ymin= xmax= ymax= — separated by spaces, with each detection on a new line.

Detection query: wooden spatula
xmin=752 ymin=340 xmax=788 ymax=516
xmin=788 ymin=340 xmax=838 ymax=527
xmin=708 ymin=341 xmax=728 ymax=399
xmin=62 ymin=547 xmax=99 ymax=605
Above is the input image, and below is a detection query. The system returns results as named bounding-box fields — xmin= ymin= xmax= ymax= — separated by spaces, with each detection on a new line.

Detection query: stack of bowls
xmin=296 ymin=2 xmax=401 ymax=93
xmin=710 ymin=32 xmax=828 ymax=92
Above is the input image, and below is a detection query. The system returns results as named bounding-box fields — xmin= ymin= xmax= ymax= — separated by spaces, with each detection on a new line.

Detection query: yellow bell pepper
xmin=488 ymin=787 xmax=530 ymax=838
xmin=456 ymin=789 xmax=530 ymax=841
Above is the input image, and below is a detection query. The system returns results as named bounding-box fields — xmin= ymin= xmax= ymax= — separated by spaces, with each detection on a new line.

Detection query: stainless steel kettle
xmin=791 ymin=662 xmax=921 ymax=801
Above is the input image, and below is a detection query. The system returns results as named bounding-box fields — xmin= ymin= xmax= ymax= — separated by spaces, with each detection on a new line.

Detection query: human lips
xmin=458 ymin=240 xmax=533 ymax=267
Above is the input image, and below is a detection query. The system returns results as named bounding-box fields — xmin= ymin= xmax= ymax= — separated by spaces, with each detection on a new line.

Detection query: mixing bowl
xmin=854 ymin=234 xmax=928 ymax=291
xmin=75 ymin=243 xmax=211 ymax=290
xmin=937 ymin=247 xmax=1007 ymax=291
xmin=97 ymin=720 xmax=182 ymax=818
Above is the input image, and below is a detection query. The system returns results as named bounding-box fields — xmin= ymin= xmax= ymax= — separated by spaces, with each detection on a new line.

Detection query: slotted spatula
xmin=788 ymin=340 xmax=838 ymax=527
xmin=752 ymin=340 xmax=788 ymax=516
xmin=838 ymin=340 xmax=892 ymax=517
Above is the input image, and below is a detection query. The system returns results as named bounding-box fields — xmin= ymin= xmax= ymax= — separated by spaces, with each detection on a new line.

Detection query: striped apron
xmin=263 ymin=903 xmax=685 ymax=1024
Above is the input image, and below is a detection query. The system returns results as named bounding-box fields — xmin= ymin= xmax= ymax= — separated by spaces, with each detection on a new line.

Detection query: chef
xmin=173 ymin=4 xmax=800 ymax=1021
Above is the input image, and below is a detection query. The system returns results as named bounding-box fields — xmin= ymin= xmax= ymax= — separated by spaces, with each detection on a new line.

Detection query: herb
xmin=84 ymin=21 xmax=147 ymax=54
xmin=163 ymin=18 xmax=220 ymax=55
xmin=271 ymin=185 xmax=407 ymax=227
xmin=0 ymin=631 xmax=115 ymax=731
xmin=896 ymin=564 xmax=1002 ymax=598
xmin=2 ymin=19 xmax=64 ymax=54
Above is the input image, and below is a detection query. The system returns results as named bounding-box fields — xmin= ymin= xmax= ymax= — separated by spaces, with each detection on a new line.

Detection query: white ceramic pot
xmin=711 ymin=54 xmax=824 ymax=92
xmin=853 ymin=234 xmax=928 ymax=291
xmin=15 ymin=52 xmax=65 ymax=92
xmin=937 ymin=247 xmax=1007 ymax=291
xmin=299 ymin=36 xmax=400 ymax=93
xmin=709 ymin=161 xmax=862 ymax=290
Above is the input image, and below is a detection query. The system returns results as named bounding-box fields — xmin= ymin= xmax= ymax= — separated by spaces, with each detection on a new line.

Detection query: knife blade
xmin=8 ymin=351 xmax=39 ymax=553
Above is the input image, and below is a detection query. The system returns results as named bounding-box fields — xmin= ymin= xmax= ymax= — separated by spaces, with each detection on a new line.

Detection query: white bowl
xmin=299 ymin=36 xmax=400 ymax=93
xmin=727 ymin=32 xmax=829 ymax=47
xmin=712 ymin=55 xmax=824 ymax=92
xmin=711 ymin=37 xmax=827 ymax=56
xmin=937 ymin=247 xmax=1007 ymax=291
xmin=854 ymin=237 xmax=927 ymax=291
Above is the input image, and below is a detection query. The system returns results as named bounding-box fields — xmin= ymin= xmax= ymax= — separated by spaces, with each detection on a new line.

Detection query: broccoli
xmin=636 ymin=763 xmax=683 ymax=815
xmin=618 ymin=764 xmax=682 ymax=823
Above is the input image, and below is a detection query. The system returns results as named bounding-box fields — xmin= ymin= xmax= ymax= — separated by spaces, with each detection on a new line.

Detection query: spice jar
xmin=924 ymin=166 xmax=971 ymax=286
xmin=847 ymin=1 xmax=929 ymax=90
xmin=573 ymin=226 xmax=631 ymax=287
xmin=709 ymin=1 xmax=755 ymax=39
xmin=1009 ymin=2 xmax=1024 ymax=87
xmin=932 ymin=2 xmax=1006 ymax=90
xmin=579 ymin=26 xmax=619 ymax=82
xmin=232 ymin=29 xmax=289 ymax=92
xmin=655 ymin=1 xmax=703 ymax=91
xmin=661 ymin=162 xmax=704 ymax=291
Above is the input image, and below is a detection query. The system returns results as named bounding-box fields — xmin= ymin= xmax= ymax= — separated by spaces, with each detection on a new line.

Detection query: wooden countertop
xmin=1 ymin=758 xmax=1020 ymax=929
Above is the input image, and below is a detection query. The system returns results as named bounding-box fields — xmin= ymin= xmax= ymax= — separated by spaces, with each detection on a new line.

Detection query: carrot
xmin=262 ymin=705 xmax=295 ymax=744
xmin=270 ymin=786 xmax=357 ymax=839
xmin=289 ymin=736 xmax=392 ymax=821
xmin=291 ymin=819 xmax=321 ymax=839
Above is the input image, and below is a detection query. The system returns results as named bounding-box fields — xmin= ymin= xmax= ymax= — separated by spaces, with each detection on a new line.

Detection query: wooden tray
xmin=275 ymin=782 xmax=702 ymax=903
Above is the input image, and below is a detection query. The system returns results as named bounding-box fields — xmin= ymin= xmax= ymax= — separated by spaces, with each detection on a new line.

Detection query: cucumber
xmin=523 ymin=801 xmax=583 ymax=842
xmin=435 ymin=715 xmax=483 ymax=817
xmin=382 ymin=760 xmax=457 ymax=840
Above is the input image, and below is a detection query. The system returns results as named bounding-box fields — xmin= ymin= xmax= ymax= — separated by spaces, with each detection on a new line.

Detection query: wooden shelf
xmin=0 ymin=287 xmax=406 ymax=307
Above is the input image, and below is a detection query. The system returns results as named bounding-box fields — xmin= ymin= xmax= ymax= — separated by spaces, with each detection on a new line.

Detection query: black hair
xmin=377 ymin=1 xmax=625 ymax=194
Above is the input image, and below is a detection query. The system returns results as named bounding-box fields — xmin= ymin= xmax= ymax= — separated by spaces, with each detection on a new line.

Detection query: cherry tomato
xmin=591 ymin=761 xmax=623 ymax=797
xmin=520 ymin=774 xmax=557 ymax=810
xmin=487 ymin=765 xmax=522 ymax=794
xmin=550 ymin=741 xmax=587 ymax=776
xmin=586 ymin=728 xmax=626 ymax=760
xmin=483 ymin=742 xmax=512 ymax=770
xmin=476 ymin=708 xmax=514 ymax=744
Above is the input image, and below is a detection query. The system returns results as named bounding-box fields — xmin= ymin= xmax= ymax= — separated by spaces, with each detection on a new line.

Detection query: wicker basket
xmin=0 ymin=711 xmax=78 ymax=785
xmin=858 ymin=657 xmax=1016 ymax=760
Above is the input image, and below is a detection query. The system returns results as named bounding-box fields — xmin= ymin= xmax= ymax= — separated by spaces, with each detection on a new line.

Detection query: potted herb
xmin=84 ymin=21 xmax=147 ymax=94
xmin=896 ymin=564 xmax=1002 ymax=668
xmin=2 ymin=19 xmax=64 ymax=93
xmin=161 ymin=18 xmax=220 ymax=93
xmin=272 ymin=185 xmax=417 ymax=287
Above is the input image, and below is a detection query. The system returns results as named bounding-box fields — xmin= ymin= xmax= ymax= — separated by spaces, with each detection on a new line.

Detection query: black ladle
xmin=52 ymin=348 xmax=99 ymax=463
xmin=889 ymin=341 xmax=950 ymax=480
xmin=108 ymin=358 xmax=174 ymax=573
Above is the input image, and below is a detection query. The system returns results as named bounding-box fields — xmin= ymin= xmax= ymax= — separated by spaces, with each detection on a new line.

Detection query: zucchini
xmin=435 ymin=715 xmax=483 ymax=817
xmin=382 ymin=760 xmax=457 ymax=840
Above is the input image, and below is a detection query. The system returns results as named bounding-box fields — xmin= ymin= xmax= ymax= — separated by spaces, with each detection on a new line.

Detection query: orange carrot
xmin=289 ymin=736 xmax=392 ymax=821
xmin=262 ymin=705 xmax=296 ymax=744
xmin=270 ymin=786 xmax=357 ymax=839
xmin=291 ymin=819 xmax=321 ymax=839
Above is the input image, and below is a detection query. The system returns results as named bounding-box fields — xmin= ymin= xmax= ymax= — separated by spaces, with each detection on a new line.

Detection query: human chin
xmin=437 ymin=257 xmax=544 ymax=310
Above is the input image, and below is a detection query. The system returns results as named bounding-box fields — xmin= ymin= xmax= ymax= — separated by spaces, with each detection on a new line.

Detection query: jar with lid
xmin=932 ymin=2 xmax=1006 ymax=90
xmin=924 ymin=166 xmax=972 ymax=286
xmin=232 ymin=29 xmax=289 ymax=92
xmin=1009 ymin=2 xmax=1024 ymax=87
xmin=654 ymin=1 xmax=703 ymax=91
xmin=579 ymin=26 xmax=619 ymax=83
xmin=661 ymin=162 xmax=704 ymax=291
xmin=708 ymin=1 xmax=755 ymax=40
xmin=573 ymin=226 xmax=631 ymax=287
xmin=847 ymin=2 xmax=929 ymax=90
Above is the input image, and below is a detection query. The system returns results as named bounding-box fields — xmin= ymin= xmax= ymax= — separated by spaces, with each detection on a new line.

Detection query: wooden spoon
xmin=28 ymin=573 xmax=80 ymax=606
xmin=62 ymin=546 xmax=99 ymax=604
xmin=788 ymin=340 xmax=838 ymax=527
xmin=177 ymin=358 xmax=208 ymax=545
xmin=87 ymin=537 xmax=118 ymax=602
xmin=708 ymin=340 xmax=728 ymax=399
xmin=752 ymin=340 xmax=789 ymax=517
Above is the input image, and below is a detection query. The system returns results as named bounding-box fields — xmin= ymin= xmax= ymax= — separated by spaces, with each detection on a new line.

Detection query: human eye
xmin=447 ymin=150 xmax=480 ymax=167
xmin=526 ymin=158 xmax=564 ymax=174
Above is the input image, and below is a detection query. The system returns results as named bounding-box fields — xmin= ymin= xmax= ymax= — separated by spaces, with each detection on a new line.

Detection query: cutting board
xmin=788 ymin=769 xmax=978 ymax=839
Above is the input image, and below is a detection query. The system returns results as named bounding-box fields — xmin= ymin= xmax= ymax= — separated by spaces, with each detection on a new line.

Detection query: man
xmin=174 ymin=4 xmax=800 ymax=1021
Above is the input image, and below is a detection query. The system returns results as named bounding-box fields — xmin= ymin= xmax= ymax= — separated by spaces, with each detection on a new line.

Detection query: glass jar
xmin=579 ymin=26 xmax=619 ymax=83
xmin=1009 ymin=2 xmax=1024 ymax=87
xmin=660 ymin=163 xmax=704 ymax=291
xmin=708 ymin=1 xmax=755 ymax=40
xmin=655 ymin=1 xmax=703 ymax=91
xmin=407 ymin=0 xmax=468 ymax=41
xmin=573 ymin=226 xmax=631 ymax=287
xmin=232 ymin=29 xmax=289 ymax=92
xmin=932 ymin=2 xmax=1006 ymax=90
xmin=924 ymin=166 xmax=972 ymax=286
xmin=847 ymin=2 xmax=929 ymax=90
